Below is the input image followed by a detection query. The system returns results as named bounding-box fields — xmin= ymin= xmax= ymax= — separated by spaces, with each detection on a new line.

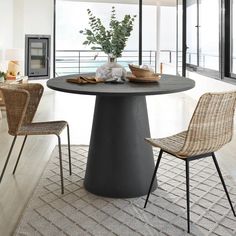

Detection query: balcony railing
xmin=55 ymin=49 xmax=175 ymax=76
xmin=56 ymin=49 xmax=236 ymax=76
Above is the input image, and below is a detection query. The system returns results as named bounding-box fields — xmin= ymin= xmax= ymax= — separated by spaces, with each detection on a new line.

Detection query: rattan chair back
xmin=179 ymin=91 xmax=236 ymax=156
xmin=0 ymin=84 xmax=44 ymax=136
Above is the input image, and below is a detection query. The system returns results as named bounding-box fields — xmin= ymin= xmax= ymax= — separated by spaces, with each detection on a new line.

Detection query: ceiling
xmin=59 ymin=0 xmax=177 ymax=7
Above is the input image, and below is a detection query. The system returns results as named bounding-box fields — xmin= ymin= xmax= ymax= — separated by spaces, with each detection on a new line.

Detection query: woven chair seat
xmin=145 ymin=131 xmax=187 ymax=158
xmin=18 ymin=121 xmax=68 ymax=136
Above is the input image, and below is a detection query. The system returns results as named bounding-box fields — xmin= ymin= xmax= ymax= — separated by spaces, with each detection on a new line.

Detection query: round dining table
xmin=47 ymin=74 xmax=195 ymax=198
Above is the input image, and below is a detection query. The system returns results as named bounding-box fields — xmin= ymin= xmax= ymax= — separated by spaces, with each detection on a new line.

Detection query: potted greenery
xmin=81 ymin=7 xmax=136 ymax=80
xmin=0 ymin=71 xmax=6 ymax=83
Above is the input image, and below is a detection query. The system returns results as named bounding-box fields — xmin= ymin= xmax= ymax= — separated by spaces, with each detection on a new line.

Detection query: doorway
xmin=186 ymin=0 xmax=220 ymax=79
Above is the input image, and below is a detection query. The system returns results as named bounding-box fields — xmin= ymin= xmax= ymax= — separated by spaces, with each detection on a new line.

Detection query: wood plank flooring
xmin=0 ymin=73 xmax=236 ymax=236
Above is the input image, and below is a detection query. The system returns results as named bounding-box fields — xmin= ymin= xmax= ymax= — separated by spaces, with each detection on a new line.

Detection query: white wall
xmin=0 ymin=0 xmax=14 ymax=49
xmin=12 ymin=0 xmax=54 ymax=75
xmin=0 ymin=0 xmax=14 ymax=70
xmin=13 ymin=0 xmax=24 ymax=49
xmin=13 ymin=0 xmax=53 ymax=49
xmin=23 ymin=0 xmax=53 ymax=40
xmin=0 ymin=0 xmax=53 ymax=73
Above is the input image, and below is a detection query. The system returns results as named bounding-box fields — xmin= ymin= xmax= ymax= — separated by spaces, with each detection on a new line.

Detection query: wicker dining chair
xmin=144 ymin=91 xmax=236 ymax=233
xmin=0 ymin=83 xmax=71 ymax=194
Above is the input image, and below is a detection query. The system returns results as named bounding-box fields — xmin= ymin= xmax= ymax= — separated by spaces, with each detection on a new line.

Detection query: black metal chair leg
xmin=57 ymin=136 xmax=64 ymax=194
xmin=13 ymin=135 xmax=27 ymax=174
xmin=186 ymin=159 xmax=190 ymax=233
xmin=67 ymin=124 xmax=72 ymax=175
xmin=144 ymin=149 xmax=163 ymax=208
xmin=0 ymin=136 xmax=17 ymax=183
xmin=212 ymin=153 xmax=236 ymax=216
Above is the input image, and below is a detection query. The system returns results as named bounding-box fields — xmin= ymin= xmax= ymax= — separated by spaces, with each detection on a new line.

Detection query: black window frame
xmin=183 ymin=0 xmax=236 ymax=80
xmin=230 ymin=0 xmax=236 ymax=78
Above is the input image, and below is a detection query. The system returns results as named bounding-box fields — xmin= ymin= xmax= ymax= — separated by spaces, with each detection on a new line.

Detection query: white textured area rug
xmin=15 ymin=146 xmax=236 ymax=236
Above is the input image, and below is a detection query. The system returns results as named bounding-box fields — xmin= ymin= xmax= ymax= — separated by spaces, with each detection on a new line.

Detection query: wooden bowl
xmin=127 ymin=74 xmax=161 ymax=83
xmin=128 ymin=64 xmax=154 ymax=77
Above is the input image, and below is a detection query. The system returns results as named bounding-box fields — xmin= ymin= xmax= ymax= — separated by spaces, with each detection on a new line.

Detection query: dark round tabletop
xmin=47 ymin=74 xmax=195 ymax=96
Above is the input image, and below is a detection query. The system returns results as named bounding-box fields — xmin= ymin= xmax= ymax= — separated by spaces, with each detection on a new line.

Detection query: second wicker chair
xmin=144 ymin=91 xmax=236 ymax=233
xmin=0 ymin=83 xmax=71 ymax=194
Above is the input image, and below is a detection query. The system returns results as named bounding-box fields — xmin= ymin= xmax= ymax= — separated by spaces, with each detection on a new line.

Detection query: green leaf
xmin=82 ymin=7 xmax=136 ymax=58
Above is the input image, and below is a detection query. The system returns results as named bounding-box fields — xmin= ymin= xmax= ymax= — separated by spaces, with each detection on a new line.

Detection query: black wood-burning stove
xmin=25 ymin=35 xmax=51 ymax=79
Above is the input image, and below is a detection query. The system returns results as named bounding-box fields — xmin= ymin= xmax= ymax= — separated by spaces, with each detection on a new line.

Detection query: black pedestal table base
xmin=84 ymin=95 xmax=157 ymax=198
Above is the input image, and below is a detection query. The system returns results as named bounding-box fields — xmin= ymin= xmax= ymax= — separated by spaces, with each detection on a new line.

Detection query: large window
xmin=56 ymin=1 xmax=139 ymax=75
xmin=54 ymin=0 xmax=236 ymax=79
xmin=55 ymin=0 xmax=178 ymax=76
xmin=57 ymin=1 xmax=163 ymax=75
xmin=159 ymin=6 xmax=177 ymax=74
xmin=186 ymin=0 xmax=219 ymax=73
xmin=199 ymin=0 xmax=219 ymax=70
xmin=186 ymin=0 xmax=198 ymax=66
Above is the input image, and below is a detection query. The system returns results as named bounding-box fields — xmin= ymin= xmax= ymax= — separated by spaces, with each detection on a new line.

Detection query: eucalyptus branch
xmin=81 ymin=7 xmax=136 ymax=58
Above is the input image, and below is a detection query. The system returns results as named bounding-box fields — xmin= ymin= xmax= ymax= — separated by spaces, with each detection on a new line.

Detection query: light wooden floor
xmin=0 ymin=72 xmax=236 ymax=236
